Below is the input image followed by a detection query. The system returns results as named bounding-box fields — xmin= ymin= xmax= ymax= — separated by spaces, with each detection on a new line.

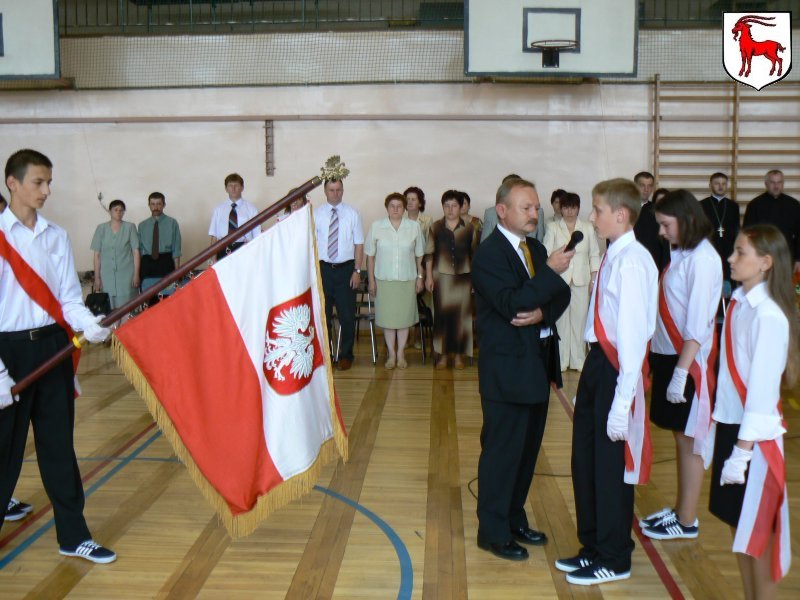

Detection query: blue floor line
xmin=0 ymin=431 xmax=162 ymax=570
xmin=314 ymin=485 xmax=413 ymax=600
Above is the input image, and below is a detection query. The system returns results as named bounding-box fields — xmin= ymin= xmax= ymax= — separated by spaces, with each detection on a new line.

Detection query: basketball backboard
xmin=0 ymin=0 xmax=59 ymax=79
xmin=465 ymin=0 xmax=638 ymax=78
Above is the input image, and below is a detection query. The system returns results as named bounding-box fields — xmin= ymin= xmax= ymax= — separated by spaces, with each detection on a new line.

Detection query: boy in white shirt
xmin=556 ymin=178 xmax=658 ymax=585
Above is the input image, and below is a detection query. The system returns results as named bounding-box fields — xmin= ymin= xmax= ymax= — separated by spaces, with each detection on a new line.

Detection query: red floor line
xmin=551 ymin=384 xmax=685 ymax=600
xmin=0 ymin=421 xmax=158 ymax=549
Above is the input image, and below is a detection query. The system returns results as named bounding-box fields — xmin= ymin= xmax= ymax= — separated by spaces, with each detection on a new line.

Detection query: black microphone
xmin=564 ymin=230 xmax=584 ymax=252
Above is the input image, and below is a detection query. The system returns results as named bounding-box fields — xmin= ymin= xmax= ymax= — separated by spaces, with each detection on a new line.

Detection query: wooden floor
xmin=1 ymin=336 xmax=798 ymax=599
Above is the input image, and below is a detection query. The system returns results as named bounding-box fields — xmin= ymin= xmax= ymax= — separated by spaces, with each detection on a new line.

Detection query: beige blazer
xmin=543 ymin=218 xmax=601 ymax=286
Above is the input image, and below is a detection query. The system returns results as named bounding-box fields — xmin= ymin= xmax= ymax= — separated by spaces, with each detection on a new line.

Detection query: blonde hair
xmin=592 ymin=178 xmax=641 ymax=224
xmin=741 ymin=225 xmax=799 ymax=386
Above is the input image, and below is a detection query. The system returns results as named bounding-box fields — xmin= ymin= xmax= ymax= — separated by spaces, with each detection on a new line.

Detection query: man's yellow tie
xmin=519 ymin=240 xmax=535 ymax=278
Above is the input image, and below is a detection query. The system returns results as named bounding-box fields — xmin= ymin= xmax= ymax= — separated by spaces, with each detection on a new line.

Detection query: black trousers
xmin=571 ymin=345 xmax=634 ymax=571
xmin=320 ymin=260 xmax=356 ymax=361
xmin=477 ymin=398 xmax=548 ymax=543
xmin=0 ymin=325 xmax=91 ymax=547
xmin=140 ymin=253 xmax=175 ymax=280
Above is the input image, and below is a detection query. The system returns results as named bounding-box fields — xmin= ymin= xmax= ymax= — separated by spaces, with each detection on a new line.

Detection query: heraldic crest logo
xmin=263 ymin=288 xmax=324 ymax=395
xmin=723 ymin=12 xmax=792 ymax=90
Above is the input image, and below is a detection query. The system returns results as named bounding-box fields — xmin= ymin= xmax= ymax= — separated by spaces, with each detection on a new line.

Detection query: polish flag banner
xmin=112 ymin=205 xmax=347 ymax=537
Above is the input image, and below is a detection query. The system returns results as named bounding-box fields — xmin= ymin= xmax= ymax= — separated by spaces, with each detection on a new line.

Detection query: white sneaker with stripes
xmin=638 ymin=506 xmax=674 ymax=529
xmin=643 ymin=512 xmax=699 ymax=540
xmin=566 ymin=563 xmax=631 ymax=585
xmin=59 ymin=540 xmax=117 ymax=564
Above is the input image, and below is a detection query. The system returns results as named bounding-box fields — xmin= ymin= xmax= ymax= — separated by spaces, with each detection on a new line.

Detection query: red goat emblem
xmin=724 ymin=13 xmax=792 ymax=90
xmin=731 ymin=15 xmax=785 ymax=77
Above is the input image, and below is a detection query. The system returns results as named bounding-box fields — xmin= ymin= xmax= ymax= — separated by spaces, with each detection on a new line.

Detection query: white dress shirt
xmin=208 ymin=198 xmax=260 ymax=242
xmin=496 ymin=223 xmax=552 ymax=337
xmin=651 ymin=239 xmax=722 ymax=355
xmin=712 ymin=283 xmax=788 ymax=441
xmin=314 ymin=202 xmax=364 ymax=263
xmin=0 ymin=209 xmax=97 ymax=372
xmin=584 ymin=230 xmax=658 ymax=411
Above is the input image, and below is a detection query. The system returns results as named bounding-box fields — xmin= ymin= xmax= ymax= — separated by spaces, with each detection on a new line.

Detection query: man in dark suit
xmin=472 ymin=178 xmax=572 ymax=561
xmin=632 ymin=171 xmax=669 ymax=272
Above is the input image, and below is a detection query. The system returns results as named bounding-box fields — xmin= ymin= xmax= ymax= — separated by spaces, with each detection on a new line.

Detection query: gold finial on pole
xmin=320 ymin=155 xmax=350 ymax=182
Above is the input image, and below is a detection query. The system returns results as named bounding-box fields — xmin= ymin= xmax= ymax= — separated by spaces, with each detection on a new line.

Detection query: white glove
xmin=83 ymin=314 xmax=112 ymax=344
xmin=666 ymin=367 xmax=689 ymax=404
xmin=720 ymin=445 xmax=753 ymax=485
xmin=0 ymin=370 xmax=19 ymax=410
xmin=607 ymin=400 xmax=629 ymax=442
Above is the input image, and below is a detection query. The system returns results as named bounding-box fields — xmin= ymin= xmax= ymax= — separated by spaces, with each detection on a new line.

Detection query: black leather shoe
xmin=511 ymin=527 xmax=548 ymax=546
xmin=477 ymin=537 xmax=529 ymax=561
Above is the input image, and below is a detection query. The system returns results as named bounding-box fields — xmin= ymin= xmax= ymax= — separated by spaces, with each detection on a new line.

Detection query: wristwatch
xmin=354 ymin=269 xmax=361 ymax=274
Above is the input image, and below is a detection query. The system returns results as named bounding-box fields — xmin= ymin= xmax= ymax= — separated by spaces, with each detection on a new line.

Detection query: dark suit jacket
xmin=472 ymin=229 xmax=570 ymax=405
xmin=634 ymin=201 xmax=669 ymax=272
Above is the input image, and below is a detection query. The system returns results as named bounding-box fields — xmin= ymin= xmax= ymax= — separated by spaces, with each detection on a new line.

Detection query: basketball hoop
xmin=529 ymin=39 xmax=578 ymax=68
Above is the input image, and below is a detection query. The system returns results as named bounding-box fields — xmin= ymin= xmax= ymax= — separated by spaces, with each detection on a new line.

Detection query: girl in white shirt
xmin=709 ymin=224 xmax=798 ymax=599
xmin=641 ymin=190 xmax=722 ymax=541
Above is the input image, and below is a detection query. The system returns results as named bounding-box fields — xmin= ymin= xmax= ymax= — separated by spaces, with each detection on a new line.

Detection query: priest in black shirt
xmin=744 ymin=169 xmax=800 ymax=272
xmin=699 ymin=172 xmax=739 ymax=286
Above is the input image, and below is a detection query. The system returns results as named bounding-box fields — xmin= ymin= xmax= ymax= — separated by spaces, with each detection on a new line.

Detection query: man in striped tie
xmin=208 ymin=173 xmax=260 ymax=262
xmin=314 ymin=179 xmax=364 ymax=371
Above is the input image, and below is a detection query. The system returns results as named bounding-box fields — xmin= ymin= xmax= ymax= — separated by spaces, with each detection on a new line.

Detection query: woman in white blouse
xmin=640 ymin=190 xmax=722 ymax=542
xmin=709 ymin=224 xmax=797 ymax=598
xmin=365 ymin=193 xmax=425 ymax=369
xmin=543 ymin=192 xmax=600 ymax=372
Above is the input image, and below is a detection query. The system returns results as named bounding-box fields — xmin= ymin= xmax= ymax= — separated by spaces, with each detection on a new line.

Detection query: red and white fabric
xmin=653 ymin=241 xmax=722 ymax=461
xmin=717 ymin=291 xmax=790 ymax=581
xmin=584 ymin=231 xmax=659 ymax=484
xmin=115 ymin=205 xmax=347 ymax=532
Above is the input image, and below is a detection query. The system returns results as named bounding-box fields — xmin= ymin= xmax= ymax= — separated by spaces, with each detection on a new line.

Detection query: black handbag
xmin=85 ymin=292 xmax=111 ymax=316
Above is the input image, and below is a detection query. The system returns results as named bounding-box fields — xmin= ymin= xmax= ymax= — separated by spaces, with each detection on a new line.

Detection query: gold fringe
xmin=112 ymin=337 xmax=345 ymax=539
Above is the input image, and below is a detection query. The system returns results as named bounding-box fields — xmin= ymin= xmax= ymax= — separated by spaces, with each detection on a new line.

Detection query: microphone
xmin=564 ymin=231 xmax=584 ymax=252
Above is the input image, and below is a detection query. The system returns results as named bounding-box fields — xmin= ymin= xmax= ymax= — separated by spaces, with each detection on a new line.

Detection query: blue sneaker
xmin=638 ymin=507 xmax=674 ymax=529
xmin=5 ymin=498 xmax=33 ymax=522
xmin=643 ymin=512 xmax=699 ymax=540
xmin=59 ymin=540 xmax=117 ymax=564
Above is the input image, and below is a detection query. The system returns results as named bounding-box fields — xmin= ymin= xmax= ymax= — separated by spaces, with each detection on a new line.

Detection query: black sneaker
xmin=555 ymin=555 xmax=594 ymax=573
xmin=638 ymin=507 xmax=674 ymax=529
xmin=566 ymin=563 xmax=631 ymax=585
xmin=643 ymin=512 xmax=699 ymax=540
xmin=5 ymin=498 xmax=33 ymax=522
xmin=59 ymin=540 xmax=117 ymax=564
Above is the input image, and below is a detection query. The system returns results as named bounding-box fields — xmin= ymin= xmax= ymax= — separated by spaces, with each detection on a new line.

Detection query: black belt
xmin=320 ymin=259 xmax=354 ymax=269
xmin=0 ymin=323 xmax=62 ymax=342
xmin=588 ymin=341 xmax=600 ymax=350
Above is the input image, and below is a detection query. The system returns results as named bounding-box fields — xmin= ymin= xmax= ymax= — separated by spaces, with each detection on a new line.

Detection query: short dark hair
xmin=709 ymin=172 xmax=728 ymax=182
xmin=324 ymin=178 xmax=342 ymax=189
xmin=148 ymin=191 xmax=165 ymax=203
xmin=404 ymin=186 xmax=426 ymax=212
xmin=634 ymin=171 xmax=655 ymax=183
xmin=561 ymin=192 xmax=580 ymax=210
xmin=109 ymin=199 xmax=126 ymax=211
xmin=550 ymin=189 xmax=568 ymax=205
xmin=224 ymin=173 xmax=244 ymax=187
xmin=654 ymin=189 xmax=713 ymax=249
xmin=502 ymin=173 xmax=521 ymax=183
xmin=5 ymin=149 xmax=52 ymax=186
xmin=441 ymin=189 xmax=464 ymax=207
xmin=460 ymin=191 xmax=471 ymax=207
xmin=384 ymin=192 xmax=407 ymax=209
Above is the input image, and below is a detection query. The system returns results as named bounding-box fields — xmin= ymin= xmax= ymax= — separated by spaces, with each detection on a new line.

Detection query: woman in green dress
xmin=91 ymin=199 xmax=140 ymax=310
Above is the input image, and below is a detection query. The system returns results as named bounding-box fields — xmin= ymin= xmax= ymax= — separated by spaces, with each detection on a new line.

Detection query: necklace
xmin=708 ymin=197 xmax=727 ymax=238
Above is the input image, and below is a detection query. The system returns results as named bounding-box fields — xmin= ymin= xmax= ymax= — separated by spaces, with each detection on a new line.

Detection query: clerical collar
xmin=712 ymin=195 xmax=726 ymax=201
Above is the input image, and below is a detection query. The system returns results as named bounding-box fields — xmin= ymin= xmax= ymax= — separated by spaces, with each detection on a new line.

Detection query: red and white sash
xmin=593 ymin=257 xmax=652 ymax=485
xmin=657 ymin=266 xmax=718 ymax=460
xmin=725 ymin=298 xmax=790 ymax=581
xmin=0 ymin=230 xmax=81 ymax=393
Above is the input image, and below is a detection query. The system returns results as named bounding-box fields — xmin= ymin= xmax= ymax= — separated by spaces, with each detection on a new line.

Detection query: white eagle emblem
xmin=263 ymin=304 xmax=316 ymax=382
